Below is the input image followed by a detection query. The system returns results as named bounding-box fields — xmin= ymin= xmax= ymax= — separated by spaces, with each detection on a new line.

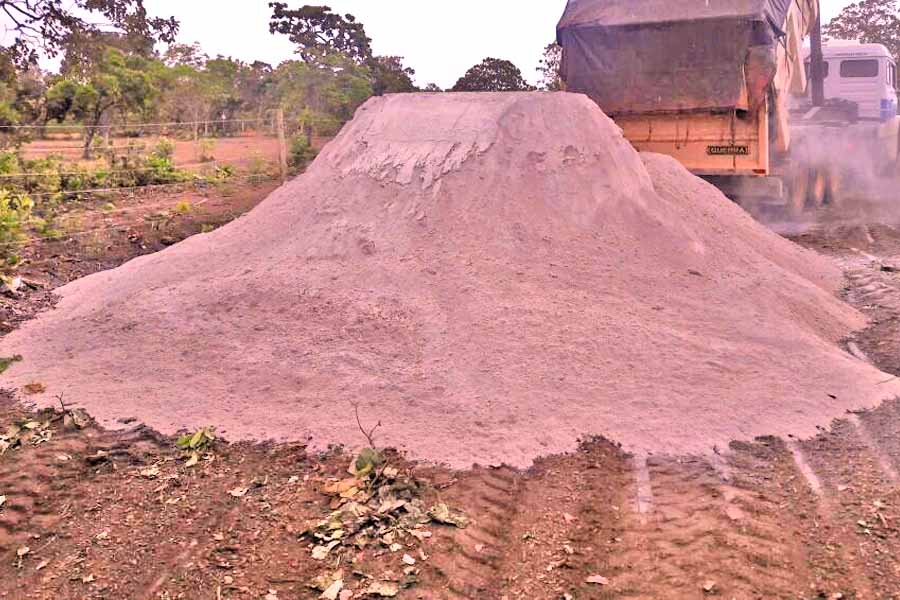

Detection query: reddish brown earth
xmin=2 ymin=187 xmax=900 ymax=599
xmin=6 ymin=95 xmax=900 ymax=598
xmin=20 ymin=133 xmax=283 ymax=172
xmin=5 ymin=93 xmax=899 ymax=469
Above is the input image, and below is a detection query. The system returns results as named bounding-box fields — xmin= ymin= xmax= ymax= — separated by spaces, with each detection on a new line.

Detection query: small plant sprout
xmin=0 ymin=355 xmax=22 ymax=374
xmin=176 ymin=427 xmax=216 ymax=467
xmin=351 ymin=402 xmax=385 ymax=478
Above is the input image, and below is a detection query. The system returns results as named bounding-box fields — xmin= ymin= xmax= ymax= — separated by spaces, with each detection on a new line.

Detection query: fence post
xmin=276 ymin=108 xmax=289 ymax=183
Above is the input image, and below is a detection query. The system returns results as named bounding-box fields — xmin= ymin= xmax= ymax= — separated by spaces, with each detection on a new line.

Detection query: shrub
xmin=152 ymin=137 xmax=176 ymax=160
xmin=197 ymin=138 xmax=216 ymax=163
xmin=31 ymin=216 xmax=63 ymax=240
xmin=0 ymin=190 xmax=33 ymax=267
xmin=213 ymin=164 xmax=235 ymax=180
xmin=289 ymin=135 xmax=317 ymax=170
xmin=141 ymin=156 xmax=192 ymax=185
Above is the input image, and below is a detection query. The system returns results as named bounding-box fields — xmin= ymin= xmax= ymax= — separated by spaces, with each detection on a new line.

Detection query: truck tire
xmin=786 ymin=168 xmax=809 ymax=219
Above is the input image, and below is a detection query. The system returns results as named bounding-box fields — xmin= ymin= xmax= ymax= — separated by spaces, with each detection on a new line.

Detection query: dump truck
xmin=556 ymin=0 xmax=900 ymax=218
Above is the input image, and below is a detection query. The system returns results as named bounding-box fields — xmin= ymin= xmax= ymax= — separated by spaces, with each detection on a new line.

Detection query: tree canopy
xmin=824 ymin=0 xmax=900 ymax=61
xmin=268 ymin=3 xmax=372 ymax=65
xmin=46 ymin=47 xmax=156 ymax=156
xmin=451 ymin=58 xmax=534 ymax=92
xmin=0 ymin=0 xmax=178 ymax=67
xmin=268 ymin=4 xmax=418 ymax=96
xmin=537 ymin=43 xmax=563 ymax=92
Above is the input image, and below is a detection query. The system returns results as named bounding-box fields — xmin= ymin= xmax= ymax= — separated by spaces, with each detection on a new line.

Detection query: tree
xmin=537 ymin=42 xmax=563 ymax=91
xmin=423 ymin=83 xmax=443 ymax=93
xmin=268 ymin=3 xmax=372 ymax=64
xmin=60 ymin=30 xmax=156 ymax=78
xmin=46 ymin=48 xmax=156 ymax=157
xmin=269 ymin=5 xmax=416 ymax=98
xmin=371 ymin=56 xmax=416 ymax=95
xmin=273 ymin=54 xmax=372 ymax=143
xmin=0 ymin=0 xmax=178 ymax=67
xmin=163 ymin=42 xmax=208 ymax=68
xmin=451 ymin=58 xmax=535 ymax=92
xmin=824 ymin=0 xmax=900 ymax=61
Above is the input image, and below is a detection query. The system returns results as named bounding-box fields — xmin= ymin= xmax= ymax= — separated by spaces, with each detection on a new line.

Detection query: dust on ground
xmin=7 ymin=94 xmax=900 ymax=599
xmin=2 ymin=178 xmax=900 ymax=599
xmin=5 ymin=92 xmax=898 ymax=468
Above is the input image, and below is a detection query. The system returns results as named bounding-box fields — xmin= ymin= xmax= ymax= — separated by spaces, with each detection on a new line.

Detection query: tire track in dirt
xmin=0 ymin=411 xmax=166 ymax=597
xmin=796 ymin=418 xmax=900 ymax=598
xmin=419 ymin=439 xmax=632 ymax=599
xmin=425 ymin=465 xmax=524 ymax=598
xmin=608 ymin=446 xmax=814 ymax=599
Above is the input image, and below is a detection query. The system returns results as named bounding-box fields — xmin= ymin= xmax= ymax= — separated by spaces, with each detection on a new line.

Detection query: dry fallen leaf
xmin=366 ymin=581 xmax=400 ymax=597
xmin=36 ymin=560 xmax=49 ymax=571
xmin=81 ymin=574 xmax=95 ymax=584
xmin=428 ymin=503 xmax=469 ymax=528
xmin=323 ymin=478 xmax=361 ymax=496
xmin=563 ymin=512 xmax=577 ymax=524
xmin=410 ymin=529 xmax=432 ymax=541
xmin=184 ymin=452 xmax=200 ymax=468
xmin=320 ymin=579 xmax=344 ymax=600
xmin=0 ymin=495 xmax=6 ymax=509
xmin=227 ymin=487 xmax=249 ymax=498
xmin=586 ymin=575 xmax=610 ymax=586
xmin=23 ymin=382 xmax=46 ymax=395
xmin=16 ymin=546 xmax=29 ymax=558
xmin=402 ymin=554 xmax=416 ymax=566
xmin=139 ymin=466 xmax=161 ymax=479
xmin=338 ymin=590 xmax=354 ymax=600
xmin=312 ymin=540 xmax=340 ymax=560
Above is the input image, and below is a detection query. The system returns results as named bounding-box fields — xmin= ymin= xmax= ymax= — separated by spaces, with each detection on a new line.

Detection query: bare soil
xmin=3 ymin=188 xmax=900 ymax=599
xmin=20 ymin=133 xmax=284 ymax=172
xmin=6 ymin=93 xmax=897 ymax=468
xmin=5 ymin=98 xmax=900 ymax=597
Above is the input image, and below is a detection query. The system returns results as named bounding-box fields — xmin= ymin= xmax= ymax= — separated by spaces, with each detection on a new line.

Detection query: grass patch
xmin=0 ymin=354 xmax=23 ymax=374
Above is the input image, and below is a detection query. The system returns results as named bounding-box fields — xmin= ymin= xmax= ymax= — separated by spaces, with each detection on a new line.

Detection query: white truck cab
xmin=805 ymin=41 xmax=898 ymax=121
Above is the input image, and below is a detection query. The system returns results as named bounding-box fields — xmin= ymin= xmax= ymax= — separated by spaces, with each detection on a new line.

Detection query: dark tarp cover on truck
xmin=556 ymin=0 xmax=815 ymax=115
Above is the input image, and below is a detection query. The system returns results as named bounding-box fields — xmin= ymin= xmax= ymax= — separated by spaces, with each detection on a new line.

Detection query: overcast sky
xmin=0 ymin=1 xmax=859 ymax=86
xmin=142 ymin=1 xmax=857 ymax=88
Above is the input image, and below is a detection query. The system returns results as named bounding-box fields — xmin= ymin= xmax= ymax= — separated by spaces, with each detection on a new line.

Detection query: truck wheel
xmin=825 ymin=169 xmax=842 ymax=208
xmin=787 ymin=169 xmax=809 ymax=219
xmin=810 ymin=169 xmax=827 ymax=209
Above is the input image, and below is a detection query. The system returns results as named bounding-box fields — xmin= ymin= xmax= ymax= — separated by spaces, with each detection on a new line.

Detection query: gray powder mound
xmin=3 ymin=92 xmax=898 ymax=468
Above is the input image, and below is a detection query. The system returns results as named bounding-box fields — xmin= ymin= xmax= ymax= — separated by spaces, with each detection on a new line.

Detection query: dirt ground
xmin=18 ymin=133 xmax=287 ymax=173
xmin=5 ymin=187 xmax=900 ymax=598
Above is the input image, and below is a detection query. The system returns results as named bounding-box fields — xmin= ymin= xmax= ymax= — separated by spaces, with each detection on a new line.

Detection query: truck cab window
xmin=840 ymin=59 xmax=879 ymax=78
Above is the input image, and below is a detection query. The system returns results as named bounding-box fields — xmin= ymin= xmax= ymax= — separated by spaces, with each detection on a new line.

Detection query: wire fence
xmin=20 ymin=174 xmax=274 ymax=200
xmin=1 ymin=111 xmax=290 ymax=197
xmin=0 ymin=114 xmax=292 ymax=255
xmin=0 ymin=118 xmax=270 ymax=132
xmin=0 ymin=171 xmax=285 ymax=250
